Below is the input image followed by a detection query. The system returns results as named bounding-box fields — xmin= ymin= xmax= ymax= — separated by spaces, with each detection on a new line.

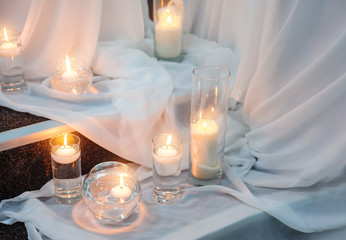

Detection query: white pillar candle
xmin=51 ymin=134 xmax=80 ymax=164
xmin=190 ymin=119 xmax=219 ymax=179
xmin=0 ymin=27 xmax=21 ymax=57
xmin=153 ymin=134 xmax=182 ymax=176
xmin=154 ymin=6 xmax=182 ymax=59
xmin=111 ymin=174 xmax=132 ymax=202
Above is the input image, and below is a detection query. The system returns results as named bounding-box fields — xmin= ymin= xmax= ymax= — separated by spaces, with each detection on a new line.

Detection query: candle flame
xmin=166 ymin=134 xmax=172 ymax=147
xmin=63 ymin=134 xmax=68 ymax=147
xmin=215 ymin=87 xmax=218 ymax=97
xmin=120 ymin=174 xmax=124 ymax=187
xmin=203 ymin=121 xmax=207 ymax=129
xmin=167 ymin=15 xmax=172 ymax=23
xmin=4 ymin=27 xmax=9 ymax=42
xmin=212 ymin=107 xmax=214 ymax=113
xmin=199 ymin=111 xmax=202 ymax=119
xmin=65 ymin=55 xmax=72 ymax=72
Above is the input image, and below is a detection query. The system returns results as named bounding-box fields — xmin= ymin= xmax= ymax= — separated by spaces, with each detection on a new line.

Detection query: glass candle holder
xmin=152 ymin=133 xmax=182 ymax=204
xmin=50 ymin=133 xmax=82 ymax=204
xmin=153 ymin=0 xmax=183 ymax=62
xmin=189 ymin=66 xmax=231 ymax=185
xmin=82 ymin=162 xmax=142 ymax=225
xmin=51 ymin=55 xmax=92 ymax=94
xmin=0 ymin=27 xmax=25 ymax=94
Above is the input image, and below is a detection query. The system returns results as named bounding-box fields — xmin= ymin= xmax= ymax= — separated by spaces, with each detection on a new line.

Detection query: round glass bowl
xmin=82 ymin=162 xmax=141 ymax=225
xmin=51 ymin=57 xmax=92 ymax=94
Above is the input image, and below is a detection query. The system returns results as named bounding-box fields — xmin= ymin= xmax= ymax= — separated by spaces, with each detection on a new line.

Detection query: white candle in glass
xmin=62 ymin=55 xmax=79 ymax=79
xmin=0 ymin=27 xmax=21 ymax=57
xmin=154 ymin=6 xmax=182 ymax=59
xmin=111 ymin=174 xmax=132 ymax=202
xmin=51 ymin=134 xmax=80 ymax=164
xmin=153 ymin=134 xmax=182 ymax=176
xmin=190 ymin=119 xmax=219 ymax=179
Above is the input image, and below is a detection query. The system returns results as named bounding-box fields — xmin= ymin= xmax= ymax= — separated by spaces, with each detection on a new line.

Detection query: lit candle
xmin=190 ymin=119 xmax=219 ymax=179
xmin=0 ymin=27 xmax=20 ymax=57
xmin=154 ymin=4 xmax=182 ymax=59
xmin=153 ymin=134 xmax=182 ymax=176
xmin=62 ymin=55 xmax=79 ymax=79
xmin=111 ymin=174 xmax=132 ymax=202
xmin=51 ymin=134 xmax=80 ymax=164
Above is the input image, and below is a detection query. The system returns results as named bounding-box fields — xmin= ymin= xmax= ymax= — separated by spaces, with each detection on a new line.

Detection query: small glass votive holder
xmin=82 ymin=162 xmax=141 ymax=225
xmin=153 ymin=0 xmax=184 ymax=62
xmin=51 ymin=55 xmax=92 ymax=94
xmin=0 ymin=28 xmax=25 ymax=94
xmin=152 ymin=133 xmax=182 ymax=204
xmin=50 ymin=133 xmax=82 ymax=204
xmin=189 ymin=66 xmax=231 ymax=185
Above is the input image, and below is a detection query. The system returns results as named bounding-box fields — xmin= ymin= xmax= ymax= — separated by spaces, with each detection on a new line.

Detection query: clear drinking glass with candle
xmin=189 ymin=66 xmax=231 ymax=185
xmin=152 ymin=133 xmax=183 ymax=204
xmin=50 ymin=133 xmax=82 ymax=204
xmin=51 ymin=55 xmax=92 ymax=94
xmin=153 ymin=0 xmax=183 ymax=62
xmin=0 ymin=27 xmax=25 ymax=94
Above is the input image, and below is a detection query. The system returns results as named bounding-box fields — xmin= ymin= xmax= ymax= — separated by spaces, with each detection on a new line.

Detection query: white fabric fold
xmin=1 ymin=0 xmax=346 ymax=237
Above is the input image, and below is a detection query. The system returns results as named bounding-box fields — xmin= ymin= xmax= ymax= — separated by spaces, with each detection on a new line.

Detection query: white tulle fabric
xmin=236 ymin=1 xmax=346 ymax=189
xmin=0 ymin=0 xmax=346 ymax=238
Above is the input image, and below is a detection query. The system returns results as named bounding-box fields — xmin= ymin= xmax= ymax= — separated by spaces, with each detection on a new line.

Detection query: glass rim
xmin=89 ymin=161 xmax=135 ymax=176
xmin=152 ymin=133 xmax=183 ymax=147
xmin=49 ymin=133 xmax=80 ymax=148
xmin=193 ymin=65 xmax=231 ymax=82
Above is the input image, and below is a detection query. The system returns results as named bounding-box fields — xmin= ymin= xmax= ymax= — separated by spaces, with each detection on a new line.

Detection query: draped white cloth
xmin=1 ymin=0 xmax=346 ymax=238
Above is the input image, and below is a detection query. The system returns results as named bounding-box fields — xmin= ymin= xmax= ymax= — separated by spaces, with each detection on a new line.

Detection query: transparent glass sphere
xmin=82 ymin=161 xmax=141 ymax=225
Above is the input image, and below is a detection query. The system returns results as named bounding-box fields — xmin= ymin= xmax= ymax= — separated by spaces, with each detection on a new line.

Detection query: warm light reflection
xmin=202 ymin=121 xmax=207 ymax=129
xmin=158 ymin=7 xmax=181 ymax=28
xmin=72 ymin=201 xmax=147 ymax=234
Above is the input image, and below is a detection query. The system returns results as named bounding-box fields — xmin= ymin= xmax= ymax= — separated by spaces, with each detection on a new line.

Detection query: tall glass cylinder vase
xmin=189 ymin=66 xmax=231 ymax=185
xmin=153 ymin=0 xmax=183 ymax=62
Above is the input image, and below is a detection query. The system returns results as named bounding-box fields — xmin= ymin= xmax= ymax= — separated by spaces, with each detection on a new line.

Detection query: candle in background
xmin=0 ymin=27 xmax=25 ymax=94
xmin=154 ymin=0 xmax=183 ymax=60
xmin=50 ymin=133 xmax=82 ymax=204
xmin=152 ymin=133 xmax=182 ymax=204
xmin=0 ymin=27 xmax=17 ymax=50
xmin=111 ymin=174 xmax=132 ymax=203
xmin=190 ymin=119 xmax=219 ymax=179
xmin=51 ymin=55 xmax=92 ymax=94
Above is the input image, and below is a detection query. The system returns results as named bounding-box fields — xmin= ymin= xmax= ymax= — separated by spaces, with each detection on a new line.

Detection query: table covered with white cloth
xmin=1 ymin=0 xmax=346 ymax=239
